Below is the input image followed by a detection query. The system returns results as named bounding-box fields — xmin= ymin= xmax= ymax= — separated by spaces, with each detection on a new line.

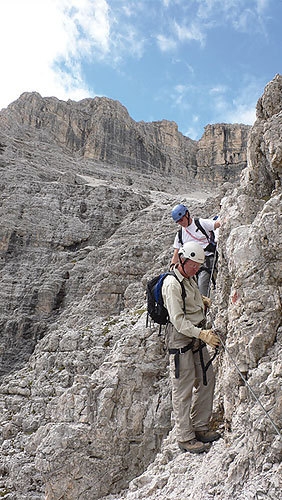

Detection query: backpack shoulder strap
xmin=178 ymin=227 xmax=183 ymax=246
xmin=194 ymin=217 xmax=209 ymax=240
xmin=169 ymin=271 xmax=186 ymax=314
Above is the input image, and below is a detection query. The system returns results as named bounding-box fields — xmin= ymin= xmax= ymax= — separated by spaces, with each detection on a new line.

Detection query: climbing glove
xmin=199 ymin=329 xmax=220 ymax=349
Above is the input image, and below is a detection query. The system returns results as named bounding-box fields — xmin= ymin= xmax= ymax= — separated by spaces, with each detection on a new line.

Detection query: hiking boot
xmin=195 ymin=430 xmax=221 ymax=443
xmin=178 ymin=439 xmax=211 ymax=454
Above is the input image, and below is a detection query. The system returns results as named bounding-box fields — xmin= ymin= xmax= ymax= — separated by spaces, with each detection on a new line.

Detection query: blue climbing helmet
xmin=171 ymin=204 xmax=188 ymax=222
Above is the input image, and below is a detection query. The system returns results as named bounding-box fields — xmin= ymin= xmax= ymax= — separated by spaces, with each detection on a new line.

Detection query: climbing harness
xmin=168 ymin=319 xmax=217 ymax=385
xmin=194 ymin=340 xmax=218 ymax=386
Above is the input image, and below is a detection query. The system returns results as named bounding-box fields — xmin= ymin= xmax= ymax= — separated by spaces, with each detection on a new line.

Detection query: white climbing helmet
xmin=178 ymin=241 xmax=205 ymax=264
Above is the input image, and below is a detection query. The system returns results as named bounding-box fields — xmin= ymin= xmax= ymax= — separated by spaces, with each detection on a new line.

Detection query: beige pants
xmin=169 ymin=345 xmax=215 ymax=442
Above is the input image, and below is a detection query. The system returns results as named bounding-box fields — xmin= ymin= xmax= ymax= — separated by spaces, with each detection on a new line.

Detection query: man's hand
xmin=202 ymin=296 xmax=211 ymax=308
xmin=199 ymin=329 xmax=220 ymax=348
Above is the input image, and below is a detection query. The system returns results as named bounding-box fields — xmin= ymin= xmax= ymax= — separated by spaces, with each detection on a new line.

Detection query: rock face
xmin=0 ymin=90 xmax=247 ymax=376
xmin=196 ymin=123 xmax=250 ymax=183
xmin=0 ymin=75 xmax=281 ymax=500
xmin=2 ymin=90 xmax=249 ymax=185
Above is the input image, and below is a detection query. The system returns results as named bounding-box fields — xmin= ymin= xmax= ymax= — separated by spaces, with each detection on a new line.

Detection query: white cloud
xmin=0 ymin=0 xmax=111 ymax=109
xmin=113 ymin=25 xmax=146 ymax=60
xmin=173 ymin=20 xmax=205 ymax=46
xmin=196 ymin=0 xmax=270 ymax=34
xmin=156 ymin=34 xmax=177 ymax=52
xmin=70 ymin=0 xmax=111 ymax=55
xmin=176 ymin=76 xmax=258 ymax=134
xmin=256 ymin=0 xmax=270 ymax=13
xmin=153 ymin=0 xmax=272 ymax=61
xmin=209 ymin=85 xmax=227 ymax=94
xmin=170 ymin=84 xmax=193 ymax=109
xmin=226 ymin=104 xmax=256 ymax=125
xmin=232 ymin=8 xmax=258 ymax=32
xmin=208 ymin=79 xmax=258 ymax=125
xmin=175 ymin=84 xmax=187 ymax=94
xmin=184 ymin=115 xmax=201 ymax=140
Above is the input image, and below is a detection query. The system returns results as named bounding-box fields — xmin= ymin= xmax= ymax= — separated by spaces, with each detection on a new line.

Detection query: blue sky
xmin=1 ymin=0 xmax=281 ymax=139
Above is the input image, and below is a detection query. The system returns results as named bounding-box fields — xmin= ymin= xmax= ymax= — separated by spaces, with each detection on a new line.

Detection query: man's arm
xmin=170 ymin=248 xmax=179 ymax=268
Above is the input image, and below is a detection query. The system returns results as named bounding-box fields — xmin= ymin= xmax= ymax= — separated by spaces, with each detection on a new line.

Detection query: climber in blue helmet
xmin=170 ymin=203 xmax=221 ymax=297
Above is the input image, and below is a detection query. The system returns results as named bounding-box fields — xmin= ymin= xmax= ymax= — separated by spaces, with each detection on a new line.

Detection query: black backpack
xmin=178 ymin=217 xmax=217 ymax=254
xmin=146 ymin=271 xmax=186 ymax=333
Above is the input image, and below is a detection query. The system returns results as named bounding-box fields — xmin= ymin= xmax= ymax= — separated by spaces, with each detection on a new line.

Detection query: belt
xmin=168 ymin=341 xmax=194 ymax=379
xmin=168 ymin=319 xmax=206 ymax=379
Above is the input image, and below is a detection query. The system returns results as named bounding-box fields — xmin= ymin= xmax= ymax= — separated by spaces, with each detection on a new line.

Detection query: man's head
xmin=178 ymin=241 xmax=205 ymax=278
xmin=171 ymin=204 xmax=190 ymax=227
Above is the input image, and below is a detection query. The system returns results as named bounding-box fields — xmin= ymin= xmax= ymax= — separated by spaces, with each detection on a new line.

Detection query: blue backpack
xmin=146 ymin=271 xmax=186 ymax=332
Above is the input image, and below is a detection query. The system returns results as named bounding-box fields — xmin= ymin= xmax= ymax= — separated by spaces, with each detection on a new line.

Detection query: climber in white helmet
xmin=162 ymin=241 xmax=221 ymax=454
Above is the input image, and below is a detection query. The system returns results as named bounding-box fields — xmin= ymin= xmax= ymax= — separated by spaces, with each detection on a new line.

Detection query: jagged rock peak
xmin=13 ymin=91 xmax=131 ymax=116
xmin=256 ymin=73 xmax=282 ymax=120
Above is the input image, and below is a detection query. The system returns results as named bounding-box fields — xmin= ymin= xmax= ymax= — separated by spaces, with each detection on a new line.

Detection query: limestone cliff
xmin=0 ymin=76 xmax=281 ymax=500
xmin=196 ymin=122 xmax=250 ymax=183
xmin=2 ymin=90 xmax=249 ymax=185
